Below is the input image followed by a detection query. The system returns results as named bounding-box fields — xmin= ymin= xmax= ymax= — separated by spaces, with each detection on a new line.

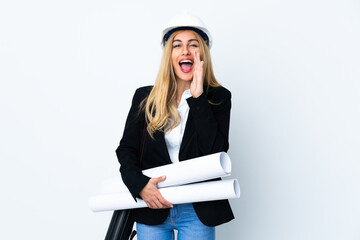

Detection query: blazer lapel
xmin=157 ymin=130 xmax=173 ymax=164
xmin=178 ymin=110 xmax=195 ymax=160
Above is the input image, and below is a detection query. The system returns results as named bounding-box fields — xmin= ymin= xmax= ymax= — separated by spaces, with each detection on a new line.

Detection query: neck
xmin=176 ymin=80 xmax=191 ymax=105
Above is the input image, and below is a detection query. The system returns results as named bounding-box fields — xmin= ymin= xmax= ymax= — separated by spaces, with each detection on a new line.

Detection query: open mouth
xmin=179 ymin=59 xmax=193 ymax=73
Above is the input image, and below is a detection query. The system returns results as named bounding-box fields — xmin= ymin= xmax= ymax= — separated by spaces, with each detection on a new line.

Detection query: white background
xmin=1 ymin=0 xmax=359 ymax=239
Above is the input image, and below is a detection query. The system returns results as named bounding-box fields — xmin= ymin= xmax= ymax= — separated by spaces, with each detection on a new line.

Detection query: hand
xmin=139 ymin=176 xmax=173 ymax=209
xmin=190 ymin=51 xmax=204 ymax=98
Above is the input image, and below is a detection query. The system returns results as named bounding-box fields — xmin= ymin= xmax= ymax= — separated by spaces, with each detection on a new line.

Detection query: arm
xmin=116 ymin=87 xmax=173 ymax=208
xmin=115 ymin=87 xmax=150 ymax=201
xmin=188 ymin=51 xmax=231 ymax=155
xmin=186 ymin=87 xmax=231 ymax=155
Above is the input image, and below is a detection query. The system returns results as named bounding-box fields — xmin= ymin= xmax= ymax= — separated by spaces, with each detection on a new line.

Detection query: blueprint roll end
xmin=88 ymin=196 xmax=101 ymax=212
xmin=233 ymin=179 xmax=241 ymax=198
xmin=220 ymin=152 xmax=232 ymax=174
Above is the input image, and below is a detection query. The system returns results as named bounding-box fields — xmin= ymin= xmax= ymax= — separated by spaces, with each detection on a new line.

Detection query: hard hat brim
xmin=162 ymin=26 xmax=211 ymax=48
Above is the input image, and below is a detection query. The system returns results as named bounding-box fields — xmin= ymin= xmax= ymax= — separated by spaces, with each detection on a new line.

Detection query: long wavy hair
xmin=140 ymin=29 xmax=221 ymax=139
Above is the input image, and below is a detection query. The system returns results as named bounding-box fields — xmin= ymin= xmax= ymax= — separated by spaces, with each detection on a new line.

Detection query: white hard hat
xmin=161 ymin=11 xmax=212 ymax=49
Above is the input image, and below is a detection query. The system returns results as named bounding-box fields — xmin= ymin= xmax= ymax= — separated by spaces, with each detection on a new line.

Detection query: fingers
xmin=194 ymin=52 xmax=203 ymax=85
xmin=156 ymin=192 xmax=173 ymax=208
xmin=193 ymin=51 xmax=200 ymax=67
xmin=158 ymin=195 xmax=173 ymax=208
xmin=193 ymin=51 xmax=203 ymax=76
xmin=150 ymin=198 xmax=163 ymax=209
xmin=190 ymin=51 xmax=204 ymax=98
xmin=152 ymin=177 xmax=172 ymax=208
xmin=145 ymin=191 xmax=173 ymax=209
xmin=141 ymin=176 xmax=173 ymax=209
xmin=146 ymin=200 xmax=156 ymax=209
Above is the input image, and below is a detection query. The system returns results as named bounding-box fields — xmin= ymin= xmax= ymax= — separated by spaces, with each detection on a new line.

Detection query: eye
xmin=190 ymin=44 xmax=198 ymax=47
xmin=173 ymin=44 xmax=181 ymax=48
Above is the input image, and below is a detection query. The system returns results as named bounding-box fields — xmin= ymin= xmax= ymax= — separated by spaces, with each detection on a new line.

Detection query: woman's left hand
xmin=190 ymin=51 xmax=204 ymax=98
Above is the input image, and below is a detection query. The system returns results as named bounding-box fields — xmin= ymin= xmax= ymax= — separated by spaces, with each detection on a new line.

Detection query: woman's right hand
xmin=139 ymin=176 xmax=173 ymax=209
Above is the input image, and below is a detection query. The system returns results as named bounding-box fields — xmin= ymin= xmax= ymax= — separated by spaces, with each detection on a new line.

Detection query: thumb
xmin=152 ymin=175 xmax=166 ymax=183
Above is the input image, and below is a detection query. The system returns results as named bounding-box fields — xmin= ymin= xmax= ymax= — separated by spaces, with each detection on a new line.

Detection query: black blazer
xmin=115 ymin=85 xmax=234 ymax=227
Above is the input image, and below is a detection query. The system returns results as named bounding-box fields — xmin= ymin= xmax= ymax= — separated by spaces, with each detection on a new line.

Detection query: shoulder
xmin=134 ymin=85 xmax=153 ymax=97
xmin=131 ymin=85 xmax=153 ymax=103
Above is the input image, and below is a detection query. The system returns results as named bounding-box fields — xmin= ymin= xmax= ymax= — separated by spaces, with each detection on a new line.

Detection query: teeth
xmin=179 ymin=60 xmax=193 ymax=64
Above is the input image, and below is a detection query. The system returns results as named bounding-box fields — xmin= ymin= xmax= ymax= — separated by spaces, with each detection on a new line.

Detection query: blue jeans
xmin=136 ymin=203 xmax=215 ymax=240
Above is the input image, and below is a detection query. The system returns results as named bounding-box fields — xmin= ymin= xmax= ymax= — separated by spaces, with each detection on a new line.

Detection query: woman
xmin=116 ymin=12 xmax=234 ymax=240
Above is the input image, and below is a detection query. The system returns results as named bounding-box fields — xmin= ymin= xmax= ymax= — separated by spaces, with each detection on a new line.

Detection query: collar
xmin=178 ymin=89 xmax=192 ymax=109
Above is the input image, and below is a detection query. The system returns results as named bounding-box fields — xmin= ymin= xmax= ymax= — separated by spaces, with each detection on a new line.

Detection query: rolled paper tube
xmin=89 ymin=179 xmax=240 ymax=212
xmin=101 ymin=152 xmax=231 ymax=194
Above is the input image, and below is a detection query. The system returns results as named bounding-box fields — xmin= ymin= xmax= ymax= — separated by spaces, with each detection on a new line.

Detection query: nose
xmin=182 ymin=46 xmax=190 ymax=56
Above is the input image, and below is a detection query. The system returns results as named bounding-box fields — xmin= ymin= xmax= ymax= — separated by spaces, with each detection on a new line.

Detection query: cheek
xmin=171 ymin=55 xmax=177 ymax=68
xmin=172 ymin=60 xmax=178 ymax=71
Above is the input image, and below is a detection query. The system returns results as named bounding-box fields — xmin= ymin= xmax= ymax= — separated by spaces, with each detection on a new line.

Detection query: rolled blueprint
xmin=89 ymin=179 xmax=240 ymax=212
xmin=101 ymin=152 xmax=231 ymax=194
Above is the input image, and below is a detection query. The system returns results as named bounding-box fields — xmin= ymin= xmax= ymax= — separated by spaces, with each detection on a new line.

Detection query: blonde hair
xmin=140 ymin=30 xmax=221 ymax=139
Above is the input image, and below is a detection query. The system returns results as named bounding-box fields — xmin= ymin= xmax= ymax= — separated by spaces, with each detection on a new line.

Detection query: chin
xmin=177 ymin=76 xmax=193 ymax=82
xmin=175 ymin=71 xmax=194 ymax=82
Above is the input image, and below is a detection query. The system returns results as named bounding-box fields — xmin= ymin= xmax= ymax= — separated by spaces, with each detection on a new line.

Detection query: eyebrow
xmin=172 ymin=39 xmax=199 ymax=43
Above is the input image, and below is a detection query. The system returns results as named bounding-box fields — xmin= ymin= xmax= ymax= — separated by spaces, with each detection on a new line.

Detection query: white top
xmin=164 ymin=89 xmax=193 ymax=163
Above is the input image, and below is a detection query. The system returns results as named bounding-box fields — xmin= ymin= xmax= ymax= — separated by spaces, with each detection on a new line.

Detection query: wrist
xmin=191 ymin=90 xmax=203 ymax=98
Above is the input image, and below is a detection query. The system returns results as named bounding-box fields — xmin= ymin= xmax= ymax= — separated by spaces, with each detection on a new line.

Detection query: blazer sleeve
xmin=115 ymin=87 xmax=151 ymax=201
xmin=186 ymin=87 xmax=231 ymax=155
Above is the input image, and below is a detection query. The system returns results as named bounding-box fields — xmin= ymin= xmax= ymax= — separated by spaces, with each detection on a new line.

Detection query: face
xmin=171 ymin=30 xmax=200 ymax=83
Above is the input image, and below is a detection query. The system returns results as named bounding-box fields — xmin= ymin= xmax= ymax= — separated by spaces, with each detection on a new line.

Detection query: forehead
xmin=173 ymin=30 xmax=198 ymax=41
